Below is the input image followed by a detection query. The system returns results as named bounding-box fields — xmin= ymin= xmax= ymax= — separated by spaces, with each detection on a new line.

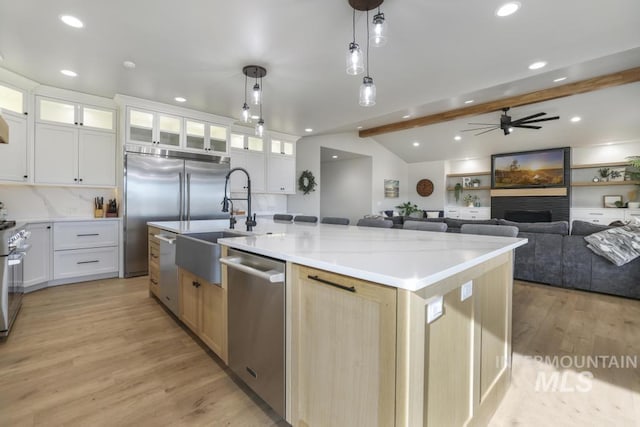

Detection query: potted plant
xmin=470 ymin=178 xmax=481 ymax=188
xmin=395 ymin=201 xmax=419 ymax=217
xmin=462 ymin=194 xmax=474 ymax=207
xmin=454 ymin=183 xmax=463 ymax=202
xmin=598 ymin=167 xmax=611 ymax=182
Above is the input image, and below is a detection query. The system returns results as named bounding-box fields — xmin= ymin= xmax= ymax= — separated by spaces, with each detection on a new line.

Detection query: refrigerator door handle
xmin=179 ymin=172 xmax=184 ymax=221
xmin=186 ymin=173 xmax=191 ymax=221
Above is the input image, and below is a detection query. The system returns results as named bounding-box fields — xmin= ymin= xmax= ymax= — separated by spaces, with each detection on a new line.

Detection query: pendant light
xmin=241 ymin=71 xmax=250 ymax=122
xmin=346 ymin=9 xmax=364 ymax=75
xmin=359 ymin=10 xmax=376 ymax=106
xmin=242 ymin=65 xmax=267 ymax=134
xmin=347 ymin=0 xmax=386 ymax=107
xmin=370 ymin=7 xmax=387 ymax=47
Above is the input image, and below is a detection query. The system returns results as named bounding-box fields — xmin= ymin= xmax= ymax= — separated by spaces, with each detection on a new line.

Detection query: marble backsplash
xmin=0 ymin=185 xmax=288 ymax=221
xmin=0 ymin=185 xmax=117 ymax=220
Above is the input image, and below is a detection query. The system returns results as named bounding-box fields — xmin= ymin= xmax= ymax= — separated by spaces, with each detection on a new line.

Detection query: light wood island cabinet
xmin=178 ymin=267 xmax=228 ymax=363
xmin=290 ymin=251 xmax=513 ymax=427
xmin=147 ymin=226 xmax=161 ymax=297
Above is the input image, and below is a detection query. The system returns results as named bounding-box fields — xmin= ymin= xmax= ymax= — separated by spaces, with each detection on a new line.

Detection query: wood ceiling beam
xmin=359 ymin=66 xmax=640 ymax=138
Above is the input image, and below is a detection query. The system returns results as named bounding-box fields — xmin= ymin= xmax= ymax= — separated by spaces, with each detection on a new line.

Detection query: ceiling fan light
xmin=370 ymin=12 xmax=387 ymax=47
xmin=359 ymin=76 xmax=376 ymax=107
xmin=346 ymin=42 xmax=364 ymax=75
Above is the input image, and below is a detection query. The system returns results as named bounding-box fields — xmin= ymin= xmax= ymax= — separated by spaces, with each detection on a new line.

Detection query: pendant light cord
xmin=244 ymin=72 xmax=248 ymax=104
xmin=260 ymin=76 xmax=263 ymax=118
xmin=366 ymin=9 xmax=370 ymax=77
xmin=352 ymin=8 xmax=356 ymax=43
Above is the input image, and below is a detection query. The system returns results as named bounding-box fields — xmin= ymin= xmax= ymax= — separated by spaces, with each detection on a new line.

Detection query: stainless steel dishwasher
xmin=220 ymin=248 xmax=286 ymax=419
xmin=155 ymin=232 xmax=179 ymax=316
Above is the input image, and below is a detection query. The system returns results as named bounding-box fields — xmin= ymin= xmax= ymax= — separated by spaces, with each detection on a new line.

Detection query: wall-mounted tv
xmin=491 ymin=148 xmax=566 ymax=189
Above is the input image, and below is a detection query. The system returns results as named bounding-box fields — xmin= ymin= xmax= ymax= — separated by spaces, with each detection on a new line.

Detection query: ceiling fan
xmin=462 ymin=107 xmax=560 ymax=136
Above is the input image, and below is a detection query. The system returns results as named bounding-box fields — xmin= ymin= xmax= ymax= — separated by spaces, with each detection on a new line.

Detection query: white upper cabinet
xmin=230 ymin=132 xmax=265 ymax=193
xmin=267 ymin=138 xmax=296 ymax=194
xmin=184 ymin=119 xmax=228 ymax=154
xmin=34 ymin=95 xmax=116 ymax=186
xmin=0 ymin=82 xmax=29 ymax=182
xmin=36 ymin=96 xmax=115 ymax=132
xmin=127 ymin=107 xmax=182 ymax=148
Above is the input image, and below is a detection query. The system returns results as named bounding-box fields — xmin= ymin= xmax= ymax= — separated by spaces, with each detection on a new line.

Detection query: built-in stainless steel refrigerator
xmin=124 ymin=145 xmax=230 ymax=277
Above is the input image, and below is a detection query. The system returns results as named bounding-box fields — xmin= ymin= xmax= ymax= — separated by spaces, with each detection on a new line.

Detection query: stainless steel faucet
xmin=222 ymin=167 xmax=256 ymax=232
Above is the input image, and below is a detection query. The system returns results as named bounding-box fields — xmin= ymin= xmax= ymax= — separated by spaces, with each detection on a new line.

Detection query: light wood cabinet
xmin=148 ymin=226 xmax=161 ymax=297
xmin=291 ymin=264 xmax=397 ymax=427
xmin=178 ymin=268 xmax=227 ymax=363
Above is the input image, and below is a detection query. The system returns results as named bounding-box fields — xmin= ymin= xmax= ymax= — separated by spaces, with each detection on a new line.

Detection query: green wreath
xmin=298 ymin=170 xmax=317 ymax=195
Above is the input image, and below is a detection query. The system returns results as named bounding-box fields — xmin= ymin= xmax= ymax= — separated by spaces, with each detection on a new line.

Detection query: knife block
xmin=94 ymin=209 xmax=104 ymax=218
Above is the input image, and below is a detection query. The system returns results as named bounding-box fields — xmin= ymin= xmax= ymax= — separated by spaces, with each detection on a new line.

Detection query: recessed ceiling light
xmin=251 ymin=115 xmax=260 ymax=120
xmin=454 ymin=135 xmax=462 ymax=141
xmin=60 ymin=69 xmax=77 ymax=77
xmin=123 ymin=60 xmax=136 ymax=69
xmin=528 ymin=61 xmax=547 ymax=70
xmin=60 ymin=15 xmax=84 ymax=28
xmin=305 ymin=128 xmax=313 ymax=132
xmin=495 ymin=2 xmax=521 ymax=17
xmin=553 ymin=76 xmax=567 ymax=83
xmin=412 ymin=142 xmax=420 ymax=147
xmin=174 ymin=97 xmax=186 ymax=103
xmin=357 ymin=126 xmax=363 ymax=129
xmin=332 ymin=155 xmax=338 ymax=159
xmin=464 ymin=100 xmax=474 ymax=104
xmin=402 ymin=114 xmax=411 ymax=119
xmin=570 ymin=116 xmax=581 ymax=123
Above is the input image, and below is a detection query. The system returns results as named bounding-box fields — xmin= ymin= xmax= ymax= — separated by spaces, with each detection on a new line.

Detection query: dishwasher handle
xmin=220 ymin=256 xmax=285 ymax=283
xmin=154 ymin=234 xmax=176 ymax=244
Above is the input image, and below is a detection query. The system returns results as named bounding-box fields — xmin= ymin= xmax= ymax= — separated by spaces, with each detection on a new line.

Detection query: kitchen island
xmin=148 ymin=219 xmax=526 ymax=427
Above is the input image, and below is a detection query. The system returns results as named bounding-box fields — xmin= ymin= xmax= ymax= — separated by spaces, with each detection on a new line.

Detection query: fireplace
xmin=504 ymin=210 xmax=552 ymax=223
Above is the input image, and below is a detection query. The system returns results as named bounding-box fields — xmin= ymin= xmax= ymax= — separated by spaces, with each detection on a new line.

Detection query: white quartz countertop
xmin=148 ymin=219 xmax=527 ymax=292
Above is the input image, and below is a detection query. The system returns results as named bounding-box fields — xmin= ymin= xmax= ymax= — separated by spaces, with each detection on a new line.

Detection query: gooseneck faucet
xmin=221 ymin=167 xmax=256 ymax=232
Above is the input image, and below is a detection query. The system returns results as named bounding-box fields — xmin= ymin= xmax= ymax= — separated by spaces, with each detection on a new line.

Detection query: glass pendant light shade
xmin=252 ymin=83 xmax=261 ymax=105
xmin=241 ymin=103 xmax=250 ymax=122
xmin=255 ymin=118 xmax=265 ymax=137
xmin=346 ymin=42 xmax=364 ymax=75
xmin=359 ymin=76 xmax=376 ymax=107
xmin=370 ymin=12 xmax=387 ymax=47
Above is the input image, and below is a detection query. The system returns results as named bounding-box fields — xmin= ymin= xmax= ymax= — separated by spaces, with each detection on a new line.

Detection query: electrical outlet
xmin=426 ymin=296 xmax=444 ymax=323
xmin=461 ymin=280 xmax=473 ymax=301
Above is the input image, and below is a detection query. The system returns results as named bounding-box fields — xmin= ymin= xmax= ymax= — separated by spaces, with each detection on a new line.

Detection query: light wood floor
xmin=1 ymin=278 xmax=639 ymax=426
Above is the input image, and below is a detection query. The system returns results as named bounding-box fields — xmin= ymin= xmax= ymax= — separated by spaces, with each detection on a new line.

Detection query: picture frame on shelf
xmin=462 ymin=177 xmax=471 ymax=187
xmin=603 ymin=195 xmax=623 ymax=208
xmin=609 ymin=167 xmax=625 ymax=182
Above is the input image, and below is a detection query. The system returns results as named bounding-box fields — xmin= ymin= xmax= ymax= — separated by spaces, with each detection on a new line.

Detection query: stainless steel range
xmin=1 ymin=221 xmax=29 ymax=337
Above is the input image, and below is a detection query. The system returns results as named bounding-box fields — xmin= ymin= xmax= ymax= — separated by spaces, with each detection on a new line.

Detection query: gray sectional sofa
xmin=402 ymin=217 xmax=640 ymax=300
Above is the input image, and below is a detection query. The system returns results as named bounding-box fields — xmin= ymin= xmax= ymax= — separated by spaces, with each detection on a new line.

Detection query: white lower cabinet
xmin=445 ymin=206 xmax=491 ymax=220
xmin=23 ymin=222 xmax=52 ymax=290
xmin=51 ymin=220 xmax=119 ymax=285
xmin=570 ymin=208 xmax=625 ymax=226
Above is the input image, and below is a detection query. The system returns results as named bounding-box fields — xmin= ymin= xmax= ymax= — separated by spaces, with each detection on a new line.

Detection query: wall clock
xmin=416 ymin=179 xmax=434 ymax=197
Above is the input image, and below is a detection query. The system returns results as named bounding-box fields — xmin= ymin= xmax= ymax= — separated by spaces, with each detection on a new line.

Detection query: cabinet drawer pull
xmin=150 ymin=278 xmax=158 ymax=285
xmin=589 ymin=213 xmax=604 ymax=216
xmin=307 ymin=275 xmax=356 ymax=293
xmin=150 ymin=253 xmax=158 ymax=259
xmin=77 ymin=233 xmax=100 ymax=237
xmin=77 ymin=260 xmax=99 ymax=265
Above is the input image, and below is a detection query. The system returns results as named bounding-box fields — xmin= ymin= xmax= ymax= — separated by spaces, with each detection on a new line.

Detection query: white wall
xmin=321 ymin=156 xmax=372 ymax=224
xmin=572 ymin=141 xmax=640 ymax=165
xmin=407 ymin=160 xmax=446 ymax=210
xmin=288 ymin=132 xmax=409 ymax=218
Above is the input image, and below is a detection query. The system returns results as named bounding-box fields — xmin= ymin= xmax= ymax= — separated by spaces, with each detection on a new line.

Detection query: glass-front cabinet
xmin=0 ymin=83 xmax=25 ymax=114
xmin=185 ymin=119 xmax=228 ymax=154
xmin=36 ymin=96 xmax=115 ymax=131
xmin=127 ymin=107 xmax=182 ymax=148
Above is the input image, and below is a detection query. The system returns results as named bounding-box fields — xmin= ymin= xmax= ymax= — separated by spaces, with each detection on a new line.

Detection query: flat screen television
xmin=491 ymin=148 xmax=566 ymax=189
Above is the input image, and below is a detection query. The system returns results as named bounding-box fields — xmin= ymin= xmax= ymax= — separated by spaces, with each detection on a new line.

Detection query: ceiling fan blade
xmin=475 ymin=127 xmax=499 ymax=136
xmin=467 ymin=122 xmax=499 ymax=126
xmin=511 ymin=112 xmax=546 ymax=124
xmin=461 ymin=126 xmax=499 ymax=132
xmin=519 ymin=116 xmax=560 ymax=124
xmin=513 ymin=124 xmax=542 ymax=129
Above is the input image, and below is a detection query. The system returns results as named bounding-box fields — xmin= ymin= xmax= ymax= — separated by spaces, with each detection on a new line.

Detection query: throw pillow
xmin=426 ymin=211 xmax=440 ymax=219
xmin=570 ymin=220 xmax=613 ymax=236
xmin=584 ymin=224 xmax=640 ymax=266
